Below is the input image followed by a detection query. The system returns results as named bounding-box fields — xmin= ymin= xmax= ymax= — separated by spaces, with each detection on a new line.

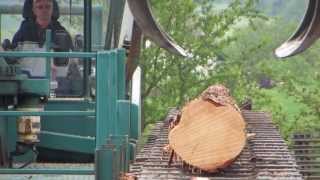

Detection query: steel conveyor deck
xmin=130 ymin=110 xmax=303 ymax=179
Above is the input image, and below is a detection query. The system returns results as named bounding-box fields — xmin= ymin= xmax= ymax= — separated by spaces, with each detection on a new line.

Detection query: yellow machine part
xmin=16 ymin=108 xmax=42 ymax=144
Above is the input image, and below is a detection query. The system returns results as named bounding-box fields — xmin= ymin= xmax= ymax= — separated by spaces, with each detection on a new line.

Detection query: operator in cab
xmin=8 ymin=0 xmax=80 ymax=96
xmin=12 ymin=0 xmax=73 ymax=66
xmin=4 ymin=0 xmax=76 ymax=148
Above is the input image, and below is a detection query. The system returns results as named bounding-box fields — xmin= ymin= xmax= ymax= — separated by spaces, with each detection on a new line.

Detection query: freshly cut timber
xmin=275 ymin=0 xmax=320 ymax=58
xmin=168 ymin=85 xmax=246 ymax=172
xmin=127 ymin=0 xmax=188 ymax=57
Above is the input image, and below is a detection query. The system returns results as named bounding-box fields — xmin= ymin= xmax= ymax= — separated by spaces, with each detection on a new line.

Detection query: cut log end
xmin=168 ymin=85 xmax=246 ymax=172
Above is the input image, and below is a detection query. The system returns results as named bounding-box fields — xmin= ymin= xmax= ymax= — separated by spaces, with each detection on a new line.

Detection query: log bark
xmin=168 ymin=85 xmax=246 ymax=172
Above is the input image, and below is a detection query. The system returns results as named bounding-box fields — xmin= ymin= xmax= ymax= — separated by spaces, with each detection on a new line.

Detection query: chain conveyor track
xmin=130 ymin=110 xmax=303 ymax=180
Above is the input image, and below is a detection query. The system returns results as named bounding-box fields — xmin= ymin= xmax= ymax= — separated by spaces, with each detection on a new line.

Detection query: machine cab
xmin=0 ymin=0 xmax=112 ymax=167
xmin=0 ymin=0 xmax=106 ymax=98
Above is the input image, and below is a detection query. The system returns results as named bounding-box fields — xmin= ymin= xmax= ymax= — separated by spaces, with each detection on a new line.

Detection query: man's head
xmin=32 ymin=0 xmax=53 ymax=28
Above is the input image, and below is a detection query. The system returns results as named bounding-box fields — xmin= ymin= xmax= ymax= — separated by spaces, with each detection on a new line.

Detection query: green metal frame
xmin=39 ymin=99 xmax=95 ymax=154
xmin=0 ymin=49 xmax=139 ymax=179
xmin=0 ymin=0 xmax=143 ymax=178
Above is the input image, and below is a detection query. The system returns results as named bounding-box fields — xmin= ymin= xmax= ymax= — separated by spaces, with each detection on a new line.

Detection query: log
xmin=168 ymin=85 xmax=246 ymax=172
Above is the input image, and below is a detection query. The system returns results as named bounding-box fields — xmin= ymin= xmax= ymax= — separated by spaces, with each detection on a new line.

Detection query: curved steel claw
xmin=275 ymin=0 xmax=320 ymax=58
xmin=127 ymin=0 xmax=188 ymax=57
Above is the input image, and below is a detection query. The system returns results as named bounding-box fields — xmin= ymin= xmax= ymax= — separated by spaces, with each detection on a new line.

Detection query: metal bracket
xmin=275 ymin=0 xmax=320 ymax=58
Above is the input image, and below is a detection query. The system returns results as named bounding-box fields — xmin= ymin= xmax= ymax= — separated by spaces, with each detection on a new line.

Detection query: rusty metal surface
xmin=127 ymin=0 xmax=188 ymax=57
xmin=275 ymin=0 xmax=320 ymax=58
xmin=125 ymin=21 xmax=142 ymax=84
xmin=130 ymin=110 xmax=303 ymax=179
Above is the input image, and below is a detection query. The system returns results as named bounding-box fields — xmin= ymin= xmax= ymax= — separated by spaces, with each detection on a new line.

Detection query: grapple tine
xmin=275 ymin=0 xmax=320 ymax=58
xmin=127 ymin=0 xmax=188 ymax=57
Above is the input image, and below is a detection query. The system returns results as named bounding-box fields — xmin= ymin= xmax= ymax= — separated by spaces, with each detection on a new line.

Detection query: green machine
xmin=0 ymin=0 xmax=187 ymax=179
xmin=0 ymin=0 xmax=318 ymax=179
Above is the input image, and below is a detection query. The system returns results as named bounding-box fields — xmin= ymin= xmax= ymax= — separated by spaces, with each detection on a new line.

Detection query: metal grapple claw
xmin=275 ymin=0 xmax=320 ymax=58
xmin=127 ymin=0 xmax=188 ymax=57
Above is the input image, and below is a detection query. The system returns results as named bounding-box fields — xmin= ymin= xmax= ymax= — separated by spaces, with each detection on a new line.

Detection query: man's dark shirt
xmin=12 ymin=19 xmax=73 ymax=51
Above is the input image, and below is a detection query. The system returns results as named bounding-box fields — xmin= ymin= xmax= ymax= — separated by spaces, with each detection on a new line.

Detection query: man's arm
xmin=12 ymin=25 xmax=24 ymax=49
xmin=12 ymin=20 xmax=37 ymax=49
xmin=52 ymin=21 xmax=74 ymax=66
xmin=52 ymin=21 xmax=74 ymax=51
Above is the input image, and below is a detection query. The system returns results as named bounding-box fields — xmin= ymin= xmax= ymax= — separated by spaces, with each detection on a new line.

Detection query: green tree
xmin=217 ymin=18 xmax=320 ymax=140
xmin=141 ymin=0 xmax=260 ymax=126
xmin=141 ymin=0 xmax=320 ymax=142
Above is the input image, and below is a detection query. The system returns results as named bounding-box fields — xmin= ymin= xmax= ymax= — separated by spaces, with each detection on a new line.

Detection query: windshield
xmin=0 ymin=0 xmax=108 ymax=97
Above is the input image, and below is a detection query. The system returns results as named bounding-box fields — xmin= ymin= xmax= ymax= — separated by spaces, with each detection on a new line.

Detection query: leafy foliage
xmin=141 ymin=0 xmax=260 ymax=125
xmin=218 ymin=19 xmax=320 ymax=140
xmin=141 ymin=0 xmax=320 ymax=141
